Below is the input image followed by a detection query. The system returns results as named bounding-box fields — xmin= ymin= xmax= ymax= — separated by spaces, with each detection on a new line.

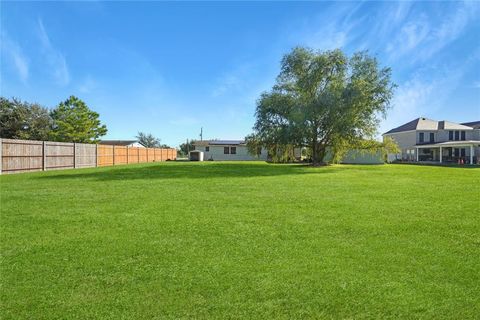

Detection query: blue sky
xmin=1 ymin=1 xmax=479 ymax=146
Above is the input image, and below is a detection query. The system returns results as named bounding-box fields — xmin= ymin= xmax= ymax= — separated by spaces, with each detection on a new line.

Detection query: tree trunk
xmin=317 ymin=146 xmax=326 ymax=164
xmin=312 ymin=141 xmax=318 ymax=165
xmin=312 ymin=142 xmax=327 ymax=166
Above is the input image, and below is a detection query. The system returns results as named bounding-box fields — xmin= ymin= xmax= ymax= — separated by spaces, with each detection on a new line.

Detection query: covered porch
xmin=415 ymin=141 xmax=480 ymax=165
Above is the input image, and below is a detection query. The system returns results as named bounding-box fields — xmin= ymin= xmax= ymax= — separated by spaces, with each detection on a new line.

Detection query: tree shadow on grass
xmin=37 ymin=162 xmax=358 ymax=181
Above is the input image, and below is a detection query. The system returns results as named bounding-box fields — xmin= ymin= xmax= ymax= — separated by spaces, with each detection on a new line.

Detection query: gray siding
xmin=384 ymin=131 xmax=417 ymax=160
xmin=384 ymin=127 xmax=480 ymax=163
xmin=415 ymin=129 xmax=476 ymax=144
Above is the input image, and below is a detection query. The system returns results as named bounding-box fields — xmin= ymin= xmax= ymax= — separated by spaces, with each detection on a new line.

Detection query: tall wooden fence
xmin=0 ymin=138 xmax=177 ymax=174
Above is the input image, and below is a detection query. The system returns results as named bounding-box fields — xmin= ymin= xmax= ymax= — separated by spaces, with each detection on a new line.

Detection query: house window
xmin=461 ymin=148 xmax=466 ymax=157
xmin=429 ymin=133 xmax=434 ymax=143
xmin=230 ymin=147 xmax=237 ymax=154
xmin=449 ymin=131 xmax=453 ymax=140
xmin=455 ymin=131 xmax=459 ymax=140
xmin=461 ymin=131 xmax=466 ymax=141
xmin=419 ymin=132 xmax=424 ymax=143
xmin=205 ymin=146 xmax=209 ymax=152
xmin=454 ymin=148 xmax=460 ymax=157
xmin=224 ymin=147 xmax=229 ymax=154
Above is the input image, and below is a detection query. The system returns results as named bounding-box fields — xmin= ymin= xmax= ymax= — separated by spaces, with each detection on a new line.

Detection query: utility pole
xmin=199 ymin=127 xmax=203 ymax=141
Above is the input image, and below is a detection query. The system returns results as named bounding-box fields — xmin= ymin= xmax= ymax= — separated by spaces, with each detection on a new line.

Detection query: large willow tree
xmin=248 ymin=47 xmax=395 ymax=164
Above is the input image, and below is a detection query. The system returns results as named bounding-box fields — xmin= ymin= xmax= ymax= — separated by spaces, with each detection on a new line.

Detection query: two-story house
xmin=383 ymin=118 xmax=480 ymax=164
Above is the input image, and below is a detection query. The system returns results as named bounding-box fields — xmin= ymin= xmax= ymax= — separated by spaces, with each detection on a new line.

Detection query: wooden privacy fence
xmin=0 ymin=138 xmax=177 ymax=174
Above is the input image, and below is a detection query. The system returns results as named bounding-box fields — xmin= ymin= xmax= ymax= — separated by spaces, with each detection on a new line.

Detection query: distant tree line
xmin=0 ymin=96 xmax=107 ymax=143
xmin=1 ymin=96 xmax=172 ymax=148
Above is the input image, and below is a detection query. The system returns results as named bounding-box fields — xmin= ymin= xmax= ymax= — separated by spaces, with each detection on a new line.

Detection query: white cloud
xmin=37 ymin=18 xmax=70 ymax=86
xmin=422 ymin=2 xmax=479 ymax=58
xmin=296 ymin=3 xmax=366 ymax=51
xmin=211 ymin=63 xmax=253 ymax=97
xmin=78 ymin=76 xmax=97 ymax=93
xmin=386 ymin=2 xmax=479 ymax=62
xmin=1 ymin=31 xmax=29 ymax=82
xmin=380 ymin=56 xmax=474 ymax=135
xmin=211 ymin=74 xmax=242 ymax=97
xmin=386 ymin=17 xmax=430 ymax=59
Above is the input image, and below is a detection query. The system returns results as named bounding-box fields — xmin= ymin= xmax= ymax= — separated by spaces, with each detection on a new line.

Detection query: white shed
xmin=189 ymin=150 xmax=204 ymax=161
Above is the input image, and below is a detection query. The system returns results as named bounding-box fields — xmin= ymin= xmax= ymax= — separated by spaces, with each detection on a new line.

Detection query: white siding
xmin=128 ymin=142 xmax=145 ymax=148
xmin=195 ymin=145 xmax=268 ymax=161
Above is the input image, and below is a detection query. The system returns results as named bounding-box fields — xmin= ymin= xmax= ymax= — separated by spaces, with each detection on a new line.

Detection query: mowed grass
xmin=1 ymin=162 xmax=479 ymax=319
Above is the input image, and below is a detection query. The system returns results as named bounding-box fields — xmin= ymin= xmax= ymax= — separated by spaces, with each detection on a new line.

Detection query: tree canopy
xmin=178 ymin=139 xmax=196 ymax=157
xmin=0 ymin=97 xmax=52 ymax=140
xmin=50 ymin=96 xmax=107 ymax=143
xmin=136 ymin=132 xmax=161 ymax=148
xmin=248 ymin=47 xmax=396 ymax=164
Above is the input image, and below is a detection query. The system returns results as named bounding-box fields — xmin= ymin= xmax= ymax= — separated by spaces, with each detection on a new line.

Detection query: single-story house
xmin=99 ymin=140 xmax=146 ymax=148
xmin=193 ymin=140 xmax=269 ymax=161
xmin=193 ymin=139 xmax=383 ymax=163
xmin=383 ymin=117 xmax=480 ymax=164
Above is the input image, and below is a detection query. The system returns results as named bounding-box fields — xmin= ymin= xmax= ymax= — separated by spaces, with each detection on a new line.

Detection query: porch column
xmin=416 ymin=147 xmax=419 ymax=162
xmin=470 ymin=145 xmax=474 ymax=165
xmin=439 ymin=147 xmax=442 ymax=163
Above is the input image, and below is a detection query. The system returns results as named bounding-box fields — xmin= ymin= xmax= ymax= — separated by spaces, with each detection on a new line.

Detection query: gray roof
xmin=99 ymin=140 xmax=144 ymax=146
xmin=195 ymin=140 xmax=245 ymax=146
xmin=384 ymin=117 xmax=474 ymax=134
xmin=461 ymin=121 xmax=480 ymax=129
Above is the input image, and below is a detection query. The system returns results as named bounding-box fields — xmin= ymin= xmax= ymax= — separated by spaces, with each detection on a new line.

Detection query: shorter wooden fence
xmin=0 ymin=138 xmax=176 ymax=174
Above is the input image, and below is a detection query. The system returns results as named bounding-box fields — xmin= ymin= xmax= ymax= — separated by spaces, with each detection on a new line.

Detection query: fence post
xmin=95 ymin=144 xmax=98 ymax=167
xmin=127 ymin=147 xmax=129 ymax=164
xmin=42 ymin=141 xmax=47 ymax=171
xmin=113 ymin=145 xmax=115 ymax=166
xmin=137 ymin=148 xmax=140 ymax=163
xmin=73 ymin=142 xmax=76 ymax=169
xmin=0 ymin=138 xmax=2 ymax=175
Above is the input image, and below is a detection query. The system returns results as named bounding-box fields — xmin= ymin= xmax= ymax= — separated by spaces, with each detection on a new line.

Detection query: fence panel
xmin=166 ymin=148 xmax=176 ymax=160
xmin=1 ymin=138 xmax=43 ymax=174
xmin=1 ymin=139 xmax=177 ymax=174
xmin=138 ymin=148 xmax=148 ymax=163
xmin=128 ymin=147 xmax=139 ymax=163
xmin=147 ymin=148 xmax=155 ymax=162
xmin=97 ymin=145 xmax=114 ymax=167
xmin=75 ymin=143 xmax=97 ymax=168
xmin=154 ymin=148 xmax=162 ymax=162
xmin=114 ymin=146 xmax=128 ymax=165
xmin=45 ymin=141 xmax=74 ymax=170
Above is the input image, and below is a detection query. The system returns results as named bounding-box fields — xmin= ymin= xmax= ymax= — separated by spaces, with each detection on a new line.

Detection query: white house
xmin=193 ymin=140 xmax=268 ymax=161
xmin=99 ymin=140 xmax=146 ymax=148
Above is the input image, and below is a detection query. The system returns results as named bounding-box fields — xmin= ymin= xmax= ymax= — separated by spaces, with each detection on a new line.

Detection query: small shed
xmin=189 ymin=150 xmax=204 ymax=161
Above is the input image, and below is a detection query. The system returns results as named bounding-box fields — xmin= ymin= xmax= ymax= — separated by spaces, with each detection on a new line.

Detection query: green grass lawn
xmin=1 ymin=162 xmax=479 ymax=319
